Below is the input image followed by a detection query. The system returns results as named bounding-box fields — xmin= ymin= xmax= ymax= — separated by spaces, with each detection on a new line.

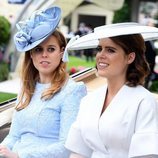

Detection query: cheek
xmin=31 ymin=56 xmax=38 ymax=64
xmin=51 ymin=55 xmax=62 ymax=65
xmin=114 ymin=54 xmax=126 ymax=62
xmin=53 ymin=54 xmax=62 ymax=63
xmin=31 ymin=56 xmax=40 ymax=68
xmin=96 ymin=53 xmax=100 ymax=61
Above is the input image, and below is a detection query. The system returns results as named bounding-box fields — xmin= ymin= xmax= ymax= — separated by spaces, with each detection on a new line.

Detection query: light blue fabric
xmin=14 ymin=6 xmax=61 ymax=52
xmin=1 ymin=78 xmax=87 ymax=158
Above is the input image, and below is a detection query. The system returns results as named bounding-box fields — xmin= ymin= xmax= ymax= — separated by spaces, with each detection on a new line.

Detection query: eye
xmin=33 ymin=47 xmax=43 ymax=53
xmin=96 ymin=46 xmax=102 ymax=52
xmin=47 ymin=47 xmax=55 ymax=52
xmin=107 ymin=48 xmax=115 ymax=53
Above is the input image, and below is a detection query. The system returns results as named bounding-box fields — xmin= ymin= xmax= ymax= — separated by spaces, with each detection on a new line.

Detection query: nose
xmin=42 ymin=50 xmax=48 ymax=57
xmin=98 ymin=49 xmax=106 ymax=57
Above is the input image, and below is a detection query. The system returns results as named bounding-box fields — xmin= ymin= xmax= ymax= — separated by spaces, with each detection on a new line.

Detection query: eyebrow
xmin=98 ymin=45 xmax=117 ymax=50
xmin=37 ymin=45 xmax=57 ymax=47
xmin=48 ymin=45 xmax=56 ymax=47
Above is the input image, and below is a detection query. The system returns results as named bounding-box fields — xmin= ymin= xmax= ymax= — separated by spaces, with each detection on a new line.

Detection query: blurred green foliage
xmin=112 ymin=0 xmax=131 ymax=23
xmin=0 ymin=16 xmax=11 ymax=81
xmin=149 ymin=81 xmax=158 ymax=92
xmin=0 ymin=16 xmax=11 ymax=45
xmin=0 ymin=91 xmax=17 ymax=103
xmin=68 ymin=55 xmax=95 ymax=69
xmin=0 ymin=61 xmax=9 ymax=81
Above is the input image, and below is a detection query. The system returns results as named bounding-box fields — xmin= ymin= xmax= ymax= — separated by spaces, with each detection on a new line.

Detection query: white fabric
xmin=62 ymin=35 xmax=79 ymax=62
xmin=65 ymin=122 xmax=92 ymax=158
xmin=129 ymin=133 xmax=158 ymax=157
xmin=65 ymin=85 xmax=158 ymax=158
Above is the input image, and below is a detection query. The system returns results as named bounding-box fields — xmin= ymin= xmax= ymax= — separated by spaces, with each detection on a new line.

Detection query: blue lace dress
xmin=1 ymin=78 xmax=87 ymax=158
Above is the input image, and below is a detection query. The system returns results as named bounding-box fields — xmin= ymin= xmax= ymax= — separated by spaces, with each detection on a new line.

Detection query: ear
xmin=127 ymin=52 xmax=135 ymax=64
xmin=60 ymin=47 xmax=64 ymax=57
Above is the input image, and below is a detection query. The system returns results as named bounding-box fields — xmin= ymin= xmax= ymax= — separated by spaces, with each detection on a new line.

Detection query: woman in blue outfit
xmin=0 ymin=6 xmax=87 ymax=158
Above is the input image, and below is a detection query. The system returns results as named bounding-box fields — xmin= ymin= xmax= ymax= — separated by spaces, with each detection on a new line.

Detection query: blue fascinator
xmin=14 ymin=6 xmax=61 ymax=52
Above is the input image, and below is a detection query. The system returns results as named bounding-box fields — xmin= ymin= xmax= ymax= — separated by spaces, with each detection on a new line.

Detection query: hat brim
xmin=68 ymin=23 xmax=158 ymax=50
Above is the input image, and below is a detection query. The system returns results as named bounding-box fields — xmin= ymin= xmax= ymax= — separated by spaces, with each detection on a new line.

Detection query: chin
xmin=97 ymin=71 xmax=107 ymax=78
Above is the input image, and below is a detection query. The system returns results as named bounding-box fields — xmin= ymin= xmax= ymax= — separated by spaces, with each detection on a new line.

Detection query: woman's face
xmin=96 ymin=38 xmax=135 ymax=80
xmin=31 ymin=35 xmax=63 ymax=81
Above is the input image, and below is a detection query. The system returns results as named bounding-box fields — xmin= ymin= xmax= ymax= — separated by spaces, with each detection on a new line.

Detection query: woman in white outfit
xmin=65 ymin=23 xmax=158 ymax=158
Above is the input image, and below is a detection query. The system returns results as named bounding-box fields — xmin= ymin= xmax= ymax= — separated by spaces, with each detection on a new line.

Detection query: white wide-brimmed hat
xmin=67 ymin=22 xmax=158 ymax=51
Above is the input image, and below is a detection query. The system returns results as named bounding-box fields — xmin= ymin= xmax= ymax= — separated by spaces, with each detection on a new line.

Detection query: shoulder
xmin=82 ymin=85 xmax=106 ymax=101
xmin=118 ymin=85 xmax=157 ymax=105
xmin=125 ymin=85 xmax=158 ymax=111
xmin=79 ymin=86 xmax=106 ymax=111
xmin=66 ymin=78 xmax=86 ymax=91
xmin=126 ymin=85 xmax=156 ymax=100
xmin=63 ymin=78 xmax=87 ymax=96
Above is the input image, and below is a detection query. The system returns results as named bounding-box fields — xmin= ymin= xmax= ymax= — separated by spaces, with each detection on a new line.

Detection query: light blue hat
xmin=14 ymin=6 xmax=61 ymax=52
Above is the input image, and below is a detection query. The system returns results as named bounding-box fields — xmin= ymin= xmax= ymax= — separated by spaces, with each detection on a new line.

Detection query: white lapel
xmin=80 ymin=85 xmax=109 ymax=153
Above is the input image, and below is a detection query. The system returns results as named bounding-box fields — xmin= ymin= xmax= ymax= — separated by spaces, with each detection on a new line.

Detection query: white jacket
xmin=65 ymin=85 xmax=158 ymax=158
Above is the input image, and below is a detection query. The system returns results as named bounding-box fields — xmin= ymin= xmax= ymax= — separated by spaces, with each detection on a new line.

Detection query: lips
xmin=98 ymin=62 xmax=109 ymax=69
xmin=99 ymin=63 xmax=108 ymax=66
xmin=40 ymin=61 xmax=50 ymax=66
xmin=40 ymin=61 xmax=50 ymax=64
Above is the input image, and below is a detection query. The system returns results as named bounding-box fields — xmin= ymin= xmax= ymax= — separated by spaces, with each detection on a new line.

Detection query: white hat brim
xmin=68 ymin=23 xmax=158 ymax=50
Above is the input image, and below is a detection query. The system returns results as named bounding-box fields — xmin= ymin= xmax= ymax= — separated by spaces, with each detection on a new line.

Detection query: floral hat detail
xmin=14 ymin=6 xmax=61 ymax=52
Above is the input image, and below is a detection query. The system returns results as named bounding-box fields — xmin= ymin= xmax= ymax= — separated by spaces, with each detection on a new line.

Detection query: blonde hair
xmin=16 ymin=29 xmax=67 ymax=111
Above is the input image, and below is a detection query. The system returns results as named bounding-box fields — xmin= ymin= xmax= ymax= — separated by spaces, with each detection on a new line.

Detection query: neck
xmin=101 ymin=82 xmax=125 ymax=114
xmin=106 ymin=74 xmax=126 ymax=96
xmin=39 ymin=76 xmax=51 ymax=84
xmin=107 ymin=82 xmax=125 ymax=96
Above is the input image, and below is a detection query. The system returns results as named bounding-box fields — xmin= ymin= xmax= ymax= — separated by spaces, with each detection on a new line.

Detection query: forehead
xmin=39 ymin=35 xmax=59 ymax=46
xmin=99 ymin=37 xmax=125 ymax=51
xmin=99 ymin=38 xmax=115 ymax=46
